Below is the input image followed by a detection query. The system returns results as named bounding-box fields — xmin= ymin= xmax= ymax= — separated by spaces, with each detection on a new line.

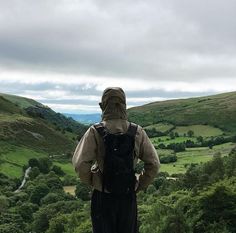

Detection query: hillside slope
xmin=128 ymin=91 xmax=236 ymax=133
xmin=0 ymin=93 xmax=87 ymax=154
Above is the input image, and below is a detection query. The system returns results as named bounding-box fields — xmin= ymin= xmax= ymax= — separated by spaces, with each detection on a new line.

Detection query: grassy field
xmin=1 ymin=140 xmax=235 ymax=178
xmin=0 ymin=141 xmax=77 ymax=178
xmin=151 ymin=136 xmax=198 ymax=146
xmin=173 ymin=125 xmax=223 ymax=137
xmin=159 ymin=142 xmax=236 ymax=174
xmin=0 ymin=141 xmax=46 ymax=177
xmin=144 ymin=122 xmax=174 ymax=133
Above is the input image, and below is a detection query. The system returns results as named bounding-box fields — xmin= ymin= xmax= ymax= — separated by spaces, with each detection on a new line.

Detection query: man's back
xmin=72 ymin=118 xmax=160 ymax=193
xmin=72 ymin=87 xmax=160 ymax=233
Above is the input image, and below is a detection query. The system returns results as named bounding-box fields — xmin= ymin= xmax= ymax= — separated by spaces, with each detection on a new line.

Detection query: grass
xmin=159 ymin=142 xmax=236 ymax=174
xmin=1 ymin=147 xmax=45 ymax=166
xmin=0 ymin=113 xmax=33 ymax=123
xmin=0 ymin=163 xmax=23 ymax=178
xmin=128 ymin=91 xmax=236 ymax=133
xmin=144 ymin=122 xmax=174 ymax=133
xmin=151 ymin=136 xmax=197 ymax=146
xmin=0 ymin=93 xmax=41 ymax=109
xmin=53 ymin=161 xmax=76 ymax=177
xmin=173 ymin=125 xmax=223 ymax=137
xmin=0 ymin=141 xmax=46 ymax=178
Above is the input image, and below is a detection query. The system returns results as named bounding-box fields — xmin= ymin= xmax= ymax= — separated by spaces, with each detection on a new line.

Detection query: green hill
xmin=0 ymin=92 xmax=43 ymax=109
xmin=128 ymin=91 xmax=236 ymax=133
xmin=0 ymin=93 xmax=88 ymax=153
xmin=0 ymin=93 xmax=88 ymax=177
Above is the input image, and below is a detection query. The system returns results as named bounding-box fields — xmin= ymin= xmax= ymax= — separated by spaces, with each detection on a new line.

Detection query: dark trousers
xmin=91 ymin=189 xmax=138 ymax=233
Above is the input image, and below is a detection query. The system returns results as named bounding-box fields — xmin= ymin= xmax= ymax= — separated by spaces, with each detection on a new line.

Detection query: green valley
xmin=1 ymin=91 xmax=236 ymax=233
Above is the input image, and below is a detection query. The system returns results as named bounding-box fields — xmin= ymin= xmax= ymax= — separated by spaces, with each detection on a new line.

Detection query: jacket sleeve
xmin=137 ymin=128 xmax=160 ymax=191
xmin=72 ymin=126 xmax=97 ymax=186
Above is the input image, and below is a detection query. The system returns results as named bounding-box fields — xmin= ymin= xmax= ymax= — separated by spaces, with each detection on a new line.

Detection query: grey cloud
xmin=0 ymin=79 xmax=217 ymax=111
xmin=0 ymin=0 xmax=235 ymax=81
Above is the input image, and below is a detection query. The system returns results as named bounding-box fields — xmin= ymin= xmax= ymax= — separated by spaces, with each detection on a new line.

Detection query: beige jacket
xmin=72 ymin=119 xmax=160 ymax=192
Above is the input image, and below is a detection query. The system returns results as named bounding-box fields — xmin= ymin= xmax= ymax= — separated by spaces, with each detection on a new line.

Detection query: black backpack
xmin=94 ymin=122 xmax=138 ymax=195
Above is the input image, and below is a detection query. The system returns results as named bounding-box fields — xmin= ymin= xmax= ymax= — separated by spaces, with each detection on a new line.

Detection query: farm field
xmin=0 ymin=142 xmax=46 ymax=177
xmin=144 ymin=122 xmax=174 ymax=132
xmin=159 ymin=142 xmax=236 ymax=174
xmin=1 ymin=141 xmax=235 ymax=178
xmin=151 ymin=136 xmax=198 ymax=146
xmin=173 ymin=124 xmax=224 ymax=137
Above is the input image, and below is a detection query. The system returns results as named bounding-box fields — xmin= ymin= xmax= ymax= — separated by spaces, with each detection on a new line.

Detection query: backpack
xmin=94 ymin=122 xmax=138 ymax=195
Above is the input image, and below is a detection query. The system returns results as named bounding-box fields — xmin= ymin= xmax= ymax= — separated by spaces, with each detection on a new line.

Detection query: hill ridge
xmin=128 ymin=91 xmax=236 ymax=133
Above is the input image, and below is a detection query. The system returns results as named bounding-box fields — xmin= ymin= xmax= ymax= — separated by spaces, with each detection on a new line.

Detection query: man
xmin=72 ymin=87 xmax=160 ymax=233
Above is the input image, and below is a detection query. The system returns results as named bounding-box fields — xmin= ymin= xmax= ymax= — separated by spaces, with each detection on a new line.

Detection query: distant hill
xmin=64 ymin=113 xmax=101 ymax=125
xmin=0 ymin=93 xmax=88 ymax=154
xmin=128 ymin=91 xmax=236 ymax=133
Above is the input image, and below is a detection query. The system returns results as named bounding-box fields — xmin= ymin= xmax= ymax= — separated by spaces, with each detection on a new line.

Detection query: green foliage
xmin=38 ymin=157 xmax=53 ymax=174
xmin=167 ymin=143 xmax=186 ymax=152
xmin=62 ymin=174 xmax=78 ymax=186
xmin=29 ymin=166 xmax=40 ymax=180
xmin=187 ymin=130 xmax=194 ymax=137
xmin=0 ymin=223 xmax=24 ymax=233
xmin=46 ymin=214 xmax=68 ymax=233
xmin=17 ymin=202 xmax=38 ymax=222
xmin=198 ymin=185 xmax=236 ymax=232
xmin=160 ymin=154 xmax=177 ymax=164
xmin=0 ymin=195 xmax=9 ymax=212
xmin=40 ymin=192 xmax=65 ymax=205
xmin=45 ymin=172 xmax=63 ymax=191
xmin=0 ymin=212 xmax=25 ymax=233
xmin=51 ymin=165 xmax=65 ymax=176
xmin=75 ymin=181 xmax=91 ymax=201
xmin=28 ymin=158 xmax=40 ymax=168
xmin=32 ymin=201 xmax=82 ymax=233
xmin=30 ymin=183 xmax=50 ymax=205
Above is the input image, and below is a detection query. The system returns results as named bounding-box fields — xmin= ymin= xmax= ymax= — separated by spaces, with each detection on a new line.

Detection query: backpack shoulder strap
xmin=126 ymin=122 xmax=138 ymax=137
xmin=94 ymin=122 xmax=107 ymax=137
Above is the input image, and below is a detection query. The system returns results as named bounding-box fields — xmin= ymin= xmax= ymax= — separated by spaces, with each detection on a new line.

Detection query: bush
xmin=160 ymin=154 xmax=177 ymax=164
xmin=75 ymin=181 xmax=91 ymax=201
xmin=51 ymin=165 xmax=65 ymax=176
xmin=30 ymin=183 xmax=50 ymax=205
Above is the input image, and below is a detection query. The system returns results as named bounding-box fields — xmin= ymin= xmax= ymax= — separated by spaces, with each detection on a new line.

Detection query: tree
xmin=28 ymin=158 xmax=40 ymax=168
xmin=197 ymin=136 xmax=204 ymax=143
xmin=46 ymin=176 xmax=63 ymax=191
xmin=75 ymin=181 xmax=91 ymax=201
xmin=46 ymin=214 xmax=68 ymax=233
xmin=40 ymin=193 xmax=64 ymax=205
xmin=17 ymin=202 xmax=38 ymax=222
xmin=30 ymin=183 xmax=50 ymax=205
xmin=146 ymin=185 xmax=156 ymax=194
xmin=51 ymin=165 xmax=65 ymax=176
xmin=0 ymin=195 xmax=9 ymax=212
xmin=29 ymin=167 xmax=40 ymax=180
xmin=38 ymin=158 xmax=52 ymax=174
xmin=170 ymin=131 xmax=175 ymax=139
xmin=187 ymin=130 xmax=194 ymax=137
xmin=199 ymin=185 xmax=236 ymax=233
xmin=0 ymin=224 xmax=24 ymax=233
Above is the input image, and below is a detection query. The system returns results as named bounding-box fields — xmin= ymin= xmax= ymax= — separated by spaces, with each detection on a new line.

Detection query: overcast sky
xmin=0 ymin=0 xmax=235 ymax=113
